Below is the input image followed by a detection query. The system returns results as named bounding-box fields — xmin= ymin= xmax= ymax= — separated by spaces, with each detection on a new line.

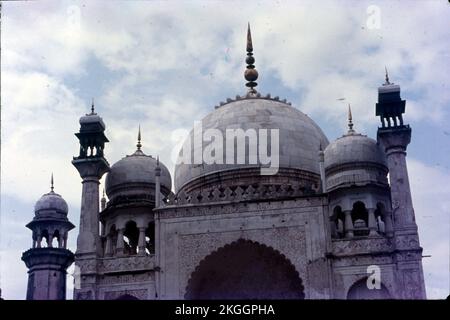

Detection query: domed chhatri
xmin=34 ymin=173 xmax=69 ymax=217
xmin=324 ymin=105 xmax=388 ymax=192
xmin=105 ymin=128 xmax=172 ymax=203
xmin=22 ymin=174 xmax=74 ymax=300
xmin=79 ymin=99 xmax=106 ymax=127
xmin=174 ymin=98 xmax=329 ymax=193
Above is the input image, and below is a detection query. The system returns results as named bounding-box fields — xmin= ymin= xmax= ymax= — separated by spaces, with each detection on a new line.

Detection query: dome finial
xmin=137 ymin=125 xmax=142 ymax=151
xmin=50 ymin=173 xmax=54 ymax=192
xmin=244 ymin=23 xmax=258 ymax=94
xmin=348 ymin=104 xmax=355 ymax=133
xmin=384 ymin=66 xmax=391 ymax=85
xmin=91 ymin=98 xmax=95 ymax=114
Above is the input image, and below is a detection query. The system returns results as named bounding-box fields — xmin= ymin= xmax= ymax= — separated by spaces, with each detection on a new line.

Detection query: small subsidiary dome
xmin=105 ymin=137 xmax=172 ymax=203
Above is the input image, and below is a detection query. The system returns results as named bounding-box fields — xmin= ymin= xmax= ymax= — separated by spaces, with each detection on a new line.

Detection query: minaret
xmin=22 ymin=175 xmax=75 ymax=300
xmin=376 ymin=71 xmax=415 ymax=229
xmin=376 ymin=70 xmax=426 ymax=299
xmin=72 ymin=100 xmax=109 ymax=300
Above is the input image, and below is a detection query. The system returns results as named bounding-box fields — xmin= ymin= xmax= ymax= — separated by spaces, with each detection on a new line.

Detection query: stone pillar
xmin=58 ymin=235 xmax=63 ymax=248
xmin=36 ymin=236 xmax=42 ymax=248
xmin=344 ymin=210 xmax=354 ymax=238
xmin=104 ymin=235 xmax=112 ymax=256
xmin=384 ymin=211 xmax=394 ymax=237
xmin=330 ymin=219 xmax=337 ymax=238
xmin=116 ymin=228 xmax=125 ymax=256
xmin=138 ymin=227 xmax=147 ymax=255
xmin=367 ymin=208 xmax=378 ymax=236
xmin=100 ymin=197 xmax=106 ymax=212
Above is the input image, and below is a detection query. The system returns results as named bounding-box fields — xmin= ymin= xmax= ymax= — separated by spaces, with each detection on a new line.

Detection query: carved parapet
xmin=394 ymin=234 xmax=421 ymax=250
xmin=167 ymin=182 xmax=317 ymax=206
xmin=332 ymin=237 xmax=394 ymax=256
xmin=75 ymin=258 xmax=97 ymax=275
xmin=98 ymin=255 xmax=155 ymax=274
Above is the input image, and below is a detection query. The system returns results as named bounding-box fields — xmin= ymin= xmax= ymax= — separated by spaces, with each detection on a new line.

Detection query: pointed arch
xmin=185 ymin=238 xmax=304 ymax=299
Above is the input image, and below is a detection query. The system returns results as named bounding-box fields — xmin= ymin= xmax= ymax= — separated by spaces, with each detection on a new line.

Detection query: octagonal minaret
xmin=72 ymin=100 xmax=110 ymax=300
xmin=376 ymin=70 xmax=426 ymax=299
xmin=22 ymin=175 xmax=75 ymax=300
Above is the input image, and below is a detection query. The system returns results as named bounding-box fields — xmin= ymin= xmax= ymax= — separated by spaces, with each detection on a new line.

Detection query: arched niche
xmin=185 ymin=238 xmax=305 ymax=300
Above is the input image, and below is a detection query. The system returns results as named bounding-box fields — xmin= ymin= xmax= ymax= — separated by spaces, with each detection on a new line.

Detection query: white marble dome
xmin=324 ymin=133 xmax=387 ymax=170
xmin=324 ymin=132 xmax=388 ymax=191
xmin=34 ymin=191 xmax=69 ymax=216
xmin=174 ymin=96 xmax=329 ymax=192
xmin=105 ymin=149 xmax=172 ymax=201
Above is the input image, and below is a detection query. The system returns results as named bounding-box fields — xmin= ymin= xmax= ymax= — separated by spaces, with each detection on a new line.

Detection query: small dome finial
xmin=156 ymin=155 xmax=160 ymax=167
xmin=91 ymin=98 xmax=95 ymax=114
xmin=137 ymin=125 xmax=142 ymax=151
xmin=244 ymin=23 xmax=258 ymax=93
xmin=384 ymin=66 xmax=391 ymax=85
xmin=50 ymin=173 xmax=54 ymax=192
xmin=348 ymin=104 xmax=355 ymax=133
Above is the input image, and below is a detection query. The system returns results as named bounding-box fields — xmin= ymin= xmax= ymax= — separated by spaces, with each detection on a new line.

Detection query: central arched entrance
xmin=185 ymin=239 xmax=305 ymax=299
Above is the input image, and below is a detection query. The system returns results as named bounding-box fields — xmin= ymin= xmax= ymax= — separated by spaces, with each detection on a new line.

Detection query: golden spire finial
xmin=50 ymin=173 xmax=54 ymax=192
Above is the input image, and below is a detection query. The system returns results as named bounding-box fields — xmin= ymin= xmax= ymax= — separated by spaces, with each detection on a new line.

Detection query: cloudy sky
xmin=1 ymin=0 xmax=449 ymax=299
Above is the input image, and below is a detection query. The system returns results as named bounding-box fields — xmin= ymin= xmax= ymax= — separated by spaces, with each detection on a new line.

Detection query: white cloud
xmin=409 ymin=158 xmax=450 ymax=299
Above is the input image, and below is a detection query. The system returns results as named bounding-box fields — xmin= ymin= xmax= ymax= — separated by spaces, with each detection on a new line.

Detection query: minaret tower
xmin=22 ymin=175 xmax=75 ymax=300
xmin=72 ymin=100 xmax=109 ymax=300
xmin=376 ymin=69 xmax=426 ymax=299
